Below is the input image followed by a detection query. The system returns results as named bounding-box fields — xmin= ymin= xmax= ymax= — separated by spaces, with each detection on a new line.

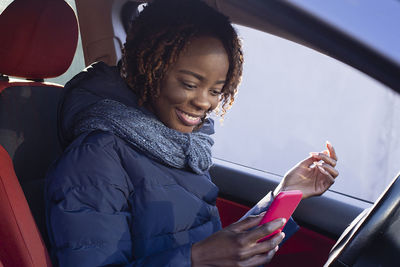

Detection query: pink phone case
xmin=258 ymin=190 xmax=302 ymax=242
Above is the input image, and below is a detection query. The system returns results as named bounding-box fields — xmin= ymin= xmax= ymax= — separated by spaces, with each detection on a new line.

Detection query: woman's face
xmin=148 ymin=36 xmax=229 ymax=133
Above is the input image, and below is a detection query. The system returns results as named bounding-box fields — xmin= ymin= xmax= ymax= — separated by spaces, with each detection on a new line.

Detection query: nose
xmin=191 ymin=88 xmax=212 ymax=111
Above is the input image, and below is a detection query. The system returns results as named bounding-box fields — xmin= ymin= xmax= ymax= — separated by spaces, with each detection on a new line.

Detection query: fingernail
xmin=310 ymin=152 xmax=319 ymax=157
xmin=326 ymin=141 xmax=332 ymax=147
xmin=275 ymin=246 xmax=279 ymax=252
xmin=281 ymin=218 xmax=287 ymax=224
xmin=281 ymin=232 xmax=285 ymax=239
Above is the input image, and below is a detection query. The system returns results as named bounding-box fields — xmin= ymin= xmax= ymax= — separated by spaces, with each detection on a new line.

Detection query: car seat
xmin=0 ymin=145 xmax=52 ymax=266
xmin=0 ymin=0 xmax=78 ymax=265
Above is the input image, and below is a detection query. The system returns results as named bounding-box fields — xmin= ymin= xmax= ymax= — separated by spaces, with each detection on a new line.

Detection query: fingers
xmin=242 ymin=218 xmax=286 ymax=244
xmin=316 ymin=165 xmax=335 ymax=184
xmin=326 ymin=141 xmax=338 ymax=161
xmin=310 ymin=151 xmax=337 ymax=167
xmin=238 ymin=229 xmax=285 ymax=262
xmin=320 ymin=163 xmax=339 ymax=178
xmin=238 ymin=241 xmax=280 ymax=266
xmin=265 ymin=246 xmax=279 ymax=263
xmin=299 ymin=155 xmax=319 ymax=167
xmin=193 ymin=216 xmax=285 ymax=266
xmin=309 ymin=142 xmax=337 ymax=165
xmin=229 ymin=213 xmax=265 ymax=232
xmin=254 ymin=231 xmax=285 ymax=253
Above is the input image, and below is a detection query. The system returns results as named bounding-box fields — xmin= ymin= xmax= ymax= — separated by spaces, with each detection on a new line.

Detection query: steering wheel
xmin=324 ymin=174 xmax=400 ymax=267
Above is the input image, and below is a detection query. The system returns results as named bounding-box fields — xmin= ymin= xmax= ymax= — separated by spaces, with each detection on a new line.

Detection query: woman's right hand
xmin=191 ymin=215 xmax=286 ymax=267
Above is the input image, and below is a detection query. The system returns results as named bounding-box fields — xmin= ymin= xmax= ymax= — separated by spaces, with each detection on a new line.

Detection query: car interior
xmin=0 ymin=0 xmax=399 ymax=267
xmin=0 ymin=0 xmax=78 ymax=266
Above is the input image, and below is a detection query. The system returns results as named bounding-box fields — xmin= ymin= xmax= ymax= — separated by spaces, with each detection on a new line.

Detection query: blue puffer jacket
xmin=45 ymin=62 xmax=298 ymax=266
xmin=45 ymin=62 xmax=221 ymax=266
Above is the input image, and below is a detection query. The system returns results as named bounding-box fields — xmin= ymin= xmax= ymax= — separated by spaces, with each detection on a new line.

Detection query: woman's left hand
xmin=274 ymin=141 xmax=339 ymax=199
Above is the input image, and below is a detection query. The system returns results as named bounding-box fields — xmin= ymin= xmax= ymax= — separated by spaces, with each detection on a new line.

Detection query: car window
xmin=288 ymin=0 xmax=400 ymax=64
xmin=0 ymin=0 xmax=85 ymax=86
xmin=0 ymin=0 xmax=13 ymax=12
xmin=211 ymin=25 xmax=400 ymax=203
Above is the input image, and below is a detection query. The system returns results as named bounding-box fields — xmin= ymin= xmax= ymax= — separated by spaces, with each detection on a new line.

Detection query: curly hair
xmin=121 ymin=0 xmax=243 ymax=116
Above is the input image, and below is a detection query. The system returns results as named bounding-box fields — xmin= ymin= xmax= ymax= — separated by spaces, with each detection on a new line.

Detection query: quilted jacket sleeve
xmin=45 ymin=135 xmax=193 ymax=267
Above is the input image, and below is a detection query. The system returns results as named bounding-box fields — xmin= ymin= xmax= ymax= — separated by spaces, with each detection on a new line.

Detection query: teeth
xmin=184 ymin=113 xmax=197 ymax=121
xmin=182 ymin=111 xmax=199 ymax=121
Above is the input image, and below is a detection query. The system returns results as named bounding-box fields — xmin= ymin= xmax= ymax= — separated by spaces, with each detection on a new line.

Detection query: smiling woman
xmin=147 ymin=36 xmax=228 ymax=133
xmin=45 ymin=0 xmax=285 ymax=265
xmin=42 ymin=0 xmax=338 ymax=266
xmin=2 ymin=0 xmax=400 ymax=266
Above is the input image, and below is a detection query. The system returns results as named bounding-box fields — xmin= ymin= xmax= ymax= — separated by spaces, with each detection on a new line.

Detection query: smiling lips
xmin=176 ymin=109 xmax=203 ymax=126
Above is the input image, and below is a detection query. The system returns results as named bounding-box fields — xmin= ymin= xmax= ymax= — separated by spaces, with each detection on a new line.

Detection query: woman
xmin=45 ymin=0 xmax=338 ymax=266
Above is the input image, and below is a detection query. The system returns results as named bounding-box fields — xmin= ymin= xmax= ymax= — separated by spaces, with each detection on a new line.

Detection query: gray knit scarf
xmin=74 ymin=99 xmax=214 ymax=174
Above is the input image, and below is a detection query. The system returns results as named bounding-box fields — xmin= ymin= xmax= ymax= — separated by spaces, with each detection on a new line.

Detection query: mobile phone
xmin=258 ymin=190 xmax=302 ymax=242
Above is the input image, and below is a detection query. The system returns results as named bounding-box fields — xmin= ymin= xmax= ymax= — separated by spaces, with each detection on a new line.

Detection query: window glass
xmin=212 ymin=25 xmax=400 ymax=203
xmin=0 ymin=0 xmax=13 ymax=12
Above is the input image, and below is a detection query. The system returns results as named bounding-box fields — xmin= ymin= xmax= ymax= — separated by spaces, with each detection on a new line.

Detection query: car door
xmin=206 ymin=1 xmax=400 ymax=266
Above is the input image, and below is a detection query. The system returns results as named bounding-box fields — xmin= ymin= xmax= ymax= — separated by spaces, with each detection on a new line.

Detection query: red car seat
xmin=0 ymin=0 xmax=78 ymax=265
xmin=0 ymin=145 xmax=52 ymax=266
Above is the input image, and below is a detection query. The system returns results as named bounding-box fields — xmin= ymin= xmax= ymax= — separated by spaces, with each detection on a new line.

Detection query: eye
xmin=210 ymin=89 xmax=222 ymax=96
xmin=182 ymin=81 xmax=197 ymax=90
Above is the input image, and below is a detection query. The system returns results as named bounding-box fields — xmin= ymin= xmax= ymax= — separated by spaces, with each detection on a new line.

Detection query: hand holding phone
xmin=258 ymin=190 xmax=302 ymax=242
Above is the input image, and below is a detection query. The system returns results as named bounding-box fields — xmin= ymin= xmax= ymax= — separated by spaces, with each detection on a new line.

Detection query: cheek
xmin=166 ymin=89 xmax=187 ymax=105
xmin=161 ymin=80 xmax=188 ymax=105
